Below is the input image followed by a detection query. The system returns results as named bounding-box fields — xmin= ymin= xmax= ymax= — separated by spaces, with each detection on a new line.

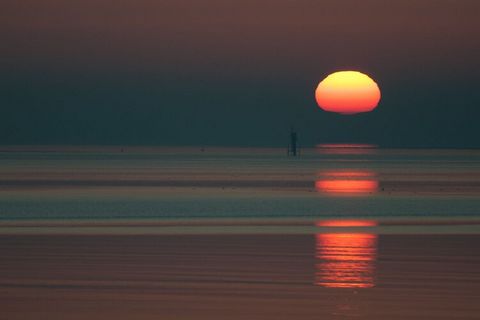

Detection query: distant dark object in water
xmin=287 ymin=127 xmax=299 ymax=156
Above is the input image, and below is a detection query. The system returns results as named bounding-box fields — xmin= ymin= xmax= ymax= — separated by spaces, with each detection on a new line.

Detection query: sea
xmin=1 ymin=145 xmax=479 ymax=319
xmin=0 ymin=145 xmax=479 ymax=228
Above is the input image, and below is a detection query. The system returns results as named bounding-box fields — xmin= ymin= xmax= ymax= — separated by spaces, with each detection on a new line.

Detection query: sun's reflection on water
xmin=315 ymin=220 xmax=378 ymax=288
xmin=315 ymin=171 xmax=379 ymax=194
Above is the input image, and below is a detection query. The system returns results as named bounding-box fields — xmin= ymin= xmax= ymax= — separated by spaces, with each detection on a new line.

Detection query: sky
xmin=1 ymin=0 xmax=479 ymax=148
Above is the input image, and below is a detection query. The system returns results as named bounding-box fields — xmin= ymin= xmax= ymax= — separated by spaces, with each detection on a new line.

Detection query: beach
xmin=1 ymin=146 xmax=480 ymax=319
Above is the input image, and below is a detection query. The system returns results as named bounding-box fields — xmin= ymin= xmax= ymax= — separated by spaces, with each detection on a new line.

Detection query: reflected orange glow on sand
xmin=315 ymin=171 xmax=379 ymax=194
xmin=315 ymin=220 xmax=378 ymax=288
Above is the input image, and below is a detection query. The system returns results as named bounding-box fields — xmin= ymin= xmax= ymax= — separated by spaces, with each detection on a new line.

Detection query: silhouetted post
xmin=288 ymin=127 xmax=298 ymax=156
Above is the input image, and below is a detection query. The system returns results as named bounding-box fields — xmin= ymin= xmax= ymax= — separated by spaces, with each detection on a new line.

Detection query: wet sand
xmin=1 ymin=233 xmax=480 ymax=320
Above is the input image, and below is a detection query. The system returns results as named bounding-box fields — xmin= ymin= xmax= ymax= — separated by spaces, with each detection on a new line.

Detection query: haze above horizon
xmin=1 ymin=0 xmax=479 ymax=148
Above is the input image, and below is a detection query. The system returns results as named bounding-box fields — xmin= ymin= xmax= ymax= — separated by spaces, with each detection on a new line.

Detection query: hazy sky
xmin=1 ymin=0 xmax=479 ymax=147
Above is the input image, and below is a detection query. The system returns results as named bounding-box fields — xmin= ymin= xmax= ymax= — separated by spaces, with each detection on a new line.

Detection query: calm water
xmin=1 ymin=146 xmax=480 ymax=319
xmin=1 ymin=234 xmax=480 ymax=319
xmin=0 ymin=146 xmax=480 ymax=224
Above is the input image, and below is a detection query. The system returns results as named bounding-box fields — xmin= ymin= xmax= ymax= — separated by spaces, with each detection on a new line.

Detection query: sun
xmin=315 ymin=71 xmax=381 ymax=115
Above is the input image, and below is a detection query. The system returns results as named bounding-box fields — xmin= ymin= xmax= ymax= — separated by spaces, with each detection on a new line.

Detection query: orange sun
xmin=315 ymin=71 xmax=381 ymax=114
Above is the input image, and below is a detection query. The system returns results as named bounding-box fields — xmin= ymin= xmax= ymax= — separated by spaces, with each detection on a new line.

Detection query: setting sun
xmin=315 ymin=71 xmax=381 ymax=114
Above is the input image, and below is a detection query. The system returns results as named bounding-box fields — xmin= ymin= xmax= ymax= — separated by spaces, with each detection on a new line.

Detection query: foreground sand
xmin=1 ymin=232 xmax=479 ymax=320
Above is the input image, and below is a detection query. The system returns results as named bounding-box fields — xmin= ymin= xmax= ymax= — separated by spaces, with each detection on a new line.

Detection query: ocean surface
xmin=1 ymin=146 xmax=480 ymax=319
xmin=1 ymin=146 xmax=480 ymax=223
